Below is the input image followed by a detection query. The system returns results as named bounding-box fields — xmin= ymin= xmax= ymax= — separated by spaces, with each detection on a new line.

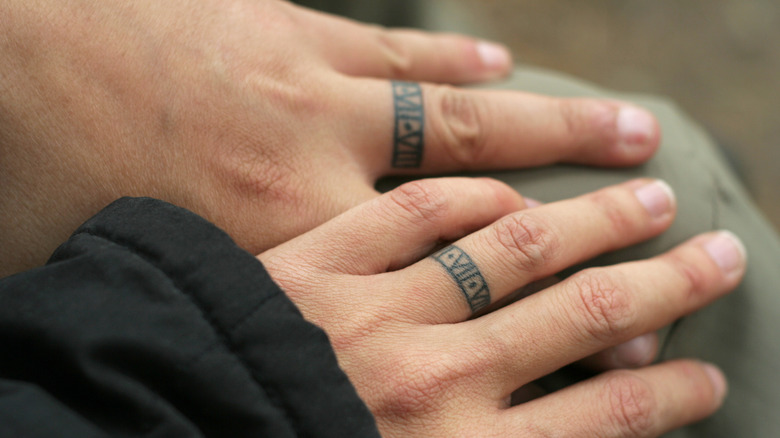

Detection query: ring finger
xmin=339 ymin=78 xmax=660 ymax=176
xmin=396 ymin=178 xmax=676 ymax=323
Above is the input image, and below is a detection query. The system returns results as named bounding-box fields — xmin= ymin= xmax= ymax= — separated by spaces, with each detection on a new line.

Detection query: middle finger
xmin=476 ymin=230 xmax=746 ymax=397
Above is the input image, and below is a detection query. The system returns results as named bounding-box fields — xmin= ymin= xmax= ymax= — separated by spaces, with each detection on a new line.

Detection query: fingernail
xmin=617 ymin=106 xmax=656 ymax=147
xmin=476 ymin=41 xmax=511 ymax=70
xmin=524 ymin=197 xmax=543 ymax=208
xmin=634 ymin=180 xmax=675 ymax=219
xmin=702 ymin=362 xmax=728 ymax=402
xmin=703 ymin=231 xmax=747 ymax=277
xmin=612 ymin=333 xmax=656 ymax=368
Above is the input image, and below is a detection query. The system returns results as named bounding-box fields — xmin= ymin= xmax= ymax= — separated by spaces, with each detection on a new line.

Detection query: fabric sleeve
xmin=0 ymin=197 xmax=380 ymax=438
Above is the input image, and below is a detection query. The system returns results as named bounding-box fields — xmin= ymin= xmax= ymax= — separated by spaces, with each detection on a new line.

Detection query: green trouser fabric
xmin=295 ymin=1 xmax=780 ymax=434
xmin=475 ymin=67 xmax=780 ymax=437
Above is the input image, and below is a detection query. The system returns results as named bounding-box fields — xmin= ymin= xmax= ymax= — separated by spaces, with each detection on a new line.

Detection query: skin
xmin=0 ymin=0 xmax=658 ymax=276
xmin=259 ymin=177 xmax=745 ymax=437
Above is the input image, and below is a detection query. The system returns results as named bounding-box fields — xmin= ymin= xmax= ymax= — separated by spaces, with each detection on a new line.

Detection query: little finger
xmin=504 ymin=360 xmax=727 ymax=437
xmin=291 ymin=5 xmax=511 ymax=83
xmin=581 ymin=332 xmax=659 ymax=371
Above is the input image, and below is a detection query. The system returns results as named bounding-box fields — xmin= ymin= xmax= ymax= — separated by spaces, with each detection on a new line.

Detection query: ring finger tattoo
xmin=432 ymin=245 xmax=491 ymax=312
xmin=391 ymin=81 xmax=425 ymax=168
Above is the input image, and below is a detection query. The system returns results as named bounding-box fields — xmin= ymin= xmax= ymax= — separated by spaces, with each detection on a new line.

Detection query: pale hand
xmin=260 ymin=177 xmax=745 ymax=437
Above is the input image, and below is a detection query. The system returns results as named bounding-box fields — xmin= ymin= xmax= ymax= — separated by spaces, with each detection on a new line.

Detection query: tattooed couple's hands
xmin=259 ymin=177 xmax=746 ymax=437
xmin=0 ymin=0 xmax=658 ymax=275
xmin=1 ymin=1 xmax=746 ymax=433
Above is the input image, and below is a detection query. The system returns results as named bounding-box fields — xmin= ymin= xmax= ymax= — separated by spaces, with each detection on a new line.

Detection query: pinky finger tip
xmin=701 ymin=362 xmax=728 ymax=403
xmin=614 ymin=105 xmax=661 ymax=160
xmin=476 ymin=41 xmax=512 ymax=72
xmin=524 ymin=197 xmax=542 ymax=208
xmin=702 ymin=231 xmax=748 ymax=279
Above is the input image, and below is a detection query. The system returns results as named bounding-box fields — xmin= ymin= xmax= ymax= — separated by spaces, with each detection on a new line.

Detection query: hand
xmin=259 ymin=177 xmax=745 ymax=437
xmin=0 ymin=0 xmax=659 ymax=275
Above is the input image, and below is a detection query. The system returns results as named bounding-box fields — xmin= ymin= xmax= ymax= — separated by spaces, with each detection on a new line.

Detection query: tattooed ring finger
xmin=338 ymin=77 xmax=659 ymax=177
xmin=396 ymin=179 xmax=674 ymax=324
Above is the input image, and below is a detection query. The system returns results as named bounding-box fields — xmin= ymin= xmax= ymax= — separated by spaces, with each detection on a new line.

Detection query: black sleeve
xmin=0 ymin=198 xmax=380 ymax=438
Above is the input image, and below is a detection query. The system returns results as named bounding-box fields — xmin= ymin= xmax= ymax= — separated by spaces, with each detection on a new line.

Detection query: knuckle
xmin=589 ymin=190 xmax=637 ymax=238
xmin=376 ymin=29 xmax=414 ymax=77
xmin=557 ymin=99 xmax=586 ymax=141
xmin=478 ymin=315 xmax=522 ymax=366
xmin=666 ymin=252 xmax=709 ymax=300
xmin=216 ymin=136 xmax=299 ymax=202
xmin=390 ymin=372 xmax=441 ymax=414
xmin=569 ymin=269 xmax=636 ymax=341
xmin=387 ymin=180 xmax=449 ymax=226
xmin=602 ymin=372 xmax=657 ymax=436
xmin=431 ymin=85 xmax=486 ymax=166
xmin=372 ymin=375 xmax=437 ymax=417
xmin=326 ymin=305 xmax=396 ymax=353
xmin=370 ymin=351 xmax=463 ymax=417
xmin=557 ymin=99 xmax=617 ymax=139
xmin=491 ymin=213 xmax=557 ymax=273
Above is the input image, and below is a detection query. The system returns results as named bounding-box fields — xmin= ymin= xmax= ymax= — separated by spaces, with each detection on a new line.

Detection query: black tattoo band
xmin=391 ymin=81 xmax=424 ymax=168
xmin=432 ymin=246 xmax=491 ymax=312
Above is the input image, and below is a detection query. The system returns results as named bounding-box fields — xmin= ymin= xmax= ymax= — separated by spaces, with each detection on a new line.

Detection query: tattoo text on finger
xmin=433 ymin=246 xmax=491 ymax=312
xmin=391 ymin=81 xmax=424 ymax=168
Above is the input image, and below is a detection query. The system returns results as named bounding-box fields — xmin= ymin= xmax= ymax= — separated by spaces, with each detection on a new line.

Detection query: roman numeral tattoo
xmin=391 ymin=81 xmax=424 ymax=168
xmin=432 ymin=246 xmax=491 ymax=312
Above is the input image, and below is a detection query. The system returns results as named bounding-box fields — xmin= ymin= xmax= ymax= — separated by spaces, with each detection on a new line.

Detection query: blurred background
xmin=298 ymin=0 xmax=780 ymax=231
